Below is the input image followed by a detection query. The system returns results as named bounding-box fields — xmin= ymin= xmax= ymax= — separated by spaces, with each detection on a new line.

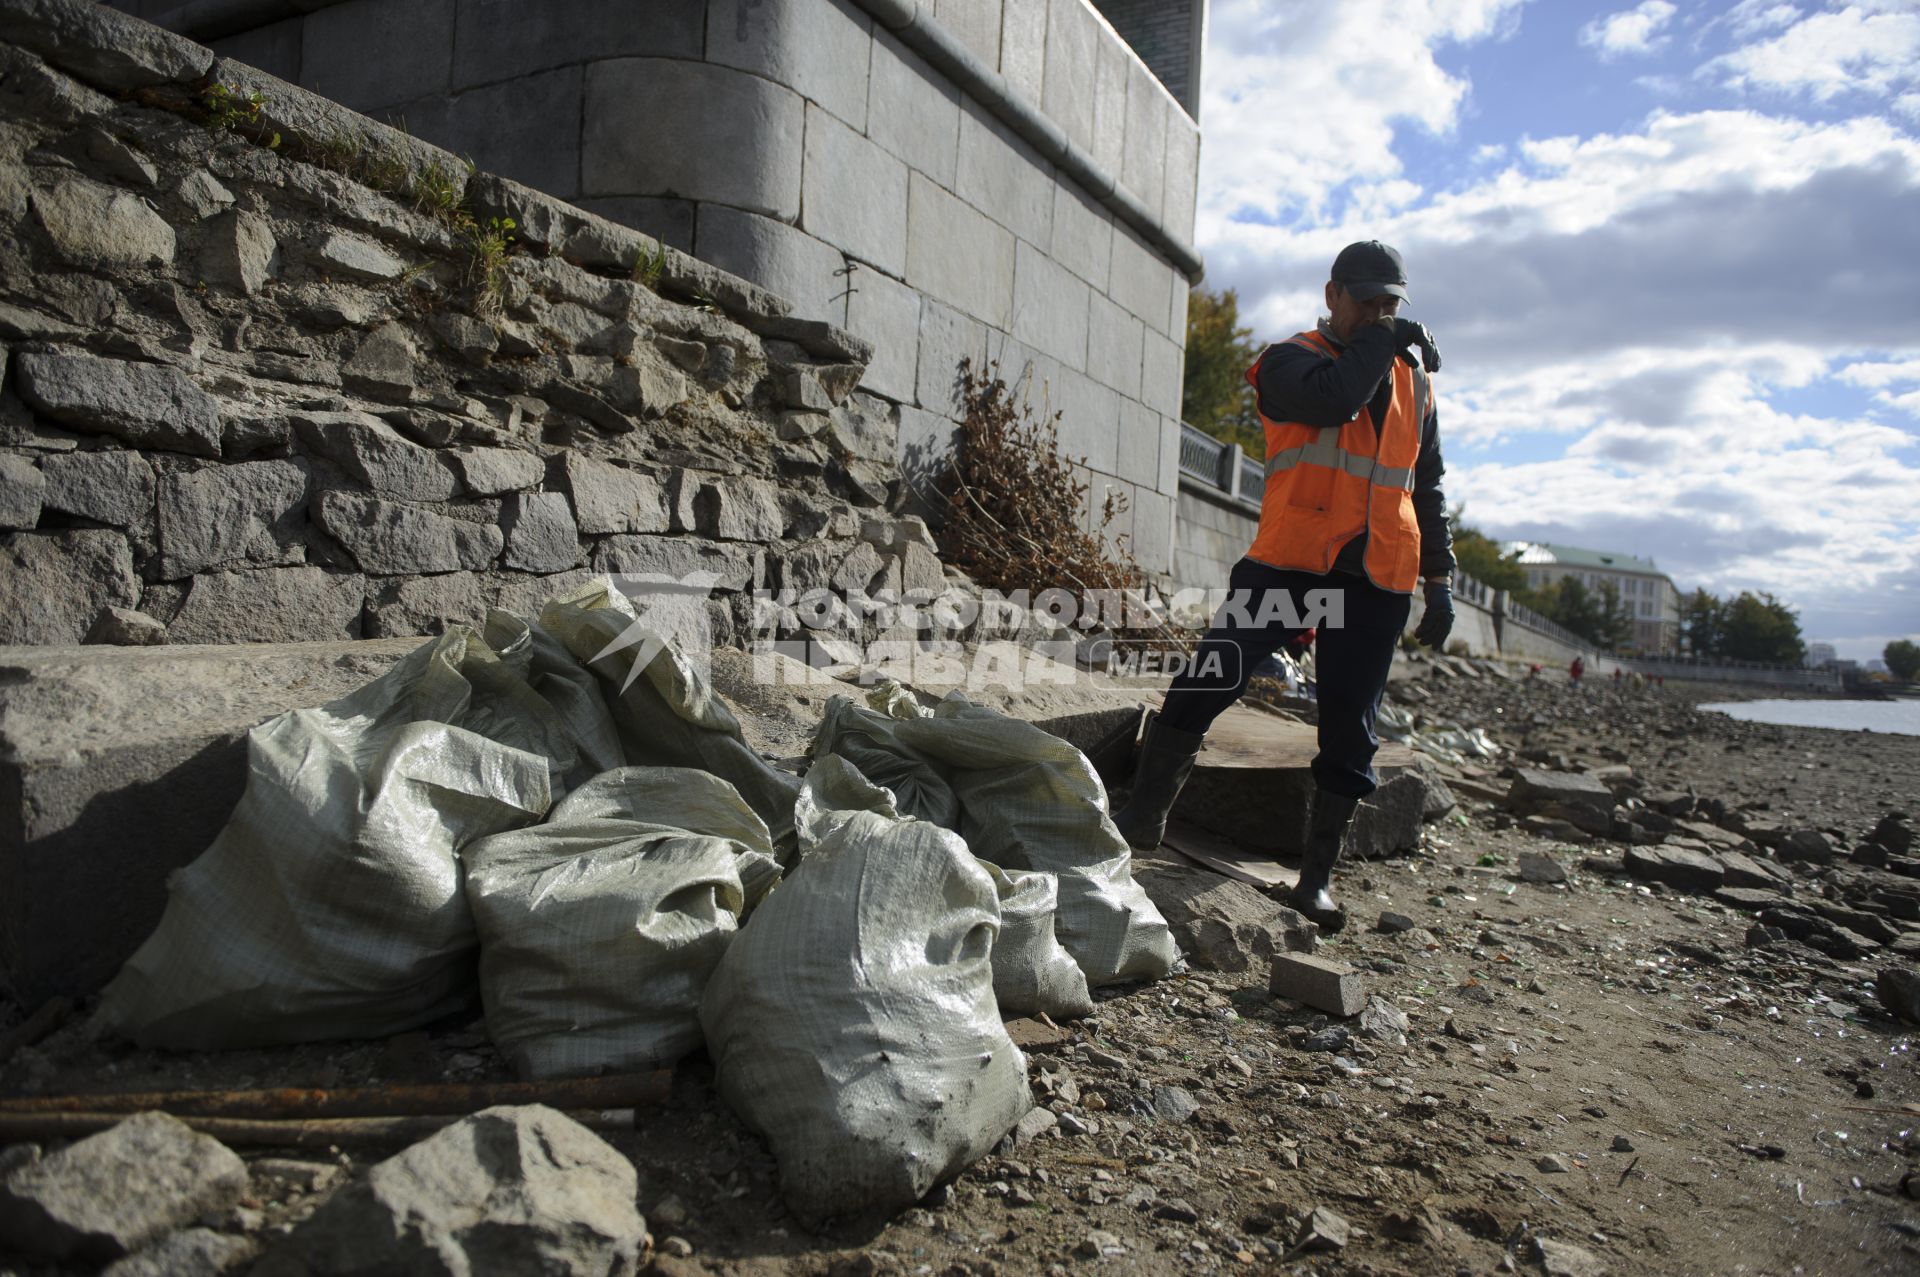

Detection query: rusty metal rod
xmin=0 ymin=998 xmax=74 ymax=1068
xmin=0 ymin=1108 xmax=638 ymax=1149
xmin=0 ymin=1071 xmax=671 ymax=1119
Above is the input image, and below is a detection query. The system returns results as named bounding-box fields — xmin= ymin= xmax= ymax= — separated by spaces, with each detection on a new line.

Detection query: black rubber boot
xmin=1112 ymin=717 xmax=1206 ymax=851
xmin=1286 ymin=789 xmax=1359 ymax=933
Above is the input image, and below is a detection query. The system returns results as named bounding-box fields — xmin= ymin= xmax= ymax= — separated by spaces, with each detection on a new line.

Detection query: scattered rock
xmin=1376 ymin=910 xmax=1416 ymax=933
xmin=1623 ymin=844 xmax=1725 ymax=892
xmin=0 ymin=1112 xmax=247 ymax=1263
xmin=1877 ymin=967 xmax=1920 ymax=1025
xmin=84 ymin=605 xmax=166 ymax=646
xmin=1013 ymin=1106 xmax=1057 ymax=1143
xmin=1612 ymin=1135 xmax=1635 ymax=1152
xmin=1518 ymin=851 xmax=1569 ymax=884
xmin=1135 ymin=859 xmax=1316 ymax=973
xmin=251 ymin=1106 xmax=644 ymax=1277
xmin=100 ymin=1228 xmax=258 ymax=1277
xmin=1076 ymin=1230 xmax=1126 ymax=1258
xmin=1293 ymin=1205 xmax=1349 ymax=1253
xmin=1358 ymin=997 xmax=1410 ymax=1044
xmin=1150 ymin=1086 xmax=1200 ymax=1124
xmin=1537 ymin=1153 xmax=1572 ymax=1173
xmin=1535 ymin=1236 xmax=1609 ymax=1277
xmin=1268 ymin=952 xmax=1366 ymax=1017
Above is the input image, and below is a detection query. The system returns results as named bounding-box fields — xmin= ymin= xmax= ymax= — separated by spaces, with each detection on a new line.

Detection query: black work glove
xmin=1414 ymin=579 xmax=1454 ymax=649
xmin=1392 ymin=318 xmax=1442 ymax=373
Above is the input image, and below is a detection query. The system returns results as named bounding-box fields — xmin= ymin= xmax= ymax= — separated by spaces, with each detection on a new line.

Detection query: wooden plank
xmin=1162 ymin=821 xmax=1298 ymax=892
xmin=1194 ymin=705 xmax=1417 ymax=772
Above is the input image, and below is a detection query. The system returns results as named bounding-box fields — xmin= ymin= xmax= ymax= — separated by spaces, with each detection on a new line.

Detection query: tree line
xmin=1183 ymin=286 xmax=1811 ymax=663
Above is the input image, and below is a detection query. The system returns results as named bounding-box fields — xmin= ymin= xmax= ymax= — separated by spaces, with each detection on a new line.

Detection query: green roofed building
xmin=1506 ymin=542 xmax=1682 ymax=655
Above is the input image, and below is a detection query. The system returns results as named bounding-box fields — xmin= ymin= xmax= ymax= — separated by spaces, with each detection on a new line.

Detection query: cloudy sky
xmin=1195 ymin=0 xmax=1920 ymax=658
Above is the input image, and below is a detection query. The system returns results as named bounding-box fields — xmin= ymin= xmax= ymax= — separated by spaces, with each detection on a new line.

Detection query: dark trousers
xmin=1157 ymin=558 xmax=1411 ymax=799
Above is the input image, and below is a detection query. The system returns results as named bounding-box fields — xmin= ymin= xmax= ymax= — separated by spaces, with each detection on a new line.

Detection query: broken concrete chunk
xmin=0 ymin=1111 xmax=247 ymax=1264
xmin=1134 ymin=859 xmax=1315 ymax=973
xmin=250 ymin=1106 xmax=644 ymax=1277
xmin=1268 ymin=952 xmax=1366 ymax=1017
xmin=84 ymin=605 xmax=166 ymax=646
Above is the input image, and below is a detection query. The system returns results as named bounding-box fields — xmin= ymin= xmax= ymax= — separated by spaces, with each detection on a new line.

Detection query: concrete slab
xmin=0 ymin=638 xmax=420 ymax=1005
xmin=1173 ymin=705 xmax=1421 ymax=858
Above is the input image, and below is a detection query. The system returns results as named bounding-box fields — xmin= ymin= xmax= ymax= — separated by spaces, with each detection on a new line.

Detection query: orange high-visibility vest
xmin=1243 ymin=330 xmax=1429 ymax=593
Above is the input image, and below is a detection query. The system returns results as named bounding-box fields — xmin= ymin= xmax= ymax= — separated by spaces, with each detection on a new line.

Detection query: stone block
xmin=1011 ymin=239 xmax=1090 ymax=371
xmin=956 ymin=101 xmax=1055 ymax=250
xmin=914 ymin=298 xmax=989 ymax=414
xmin=572 ymin=195 xmax=695 ymax=253
xmin=590 ymin=534 xmax=756 ymax=592
xmin=314 ymin=489 xmax=503 ymax=574
xmin=1268 ymin=952 xmax=1366 ymax=1017
xmin=1140 ymin=328 xmax=1183 ymax=417
xmin=934 ymin=0 xmax=1003 ymax=69
xmin=1087 ymin=16 xmax=1128 ymax=176
xmin=84 ymin=605 xmax=167 ymax=647
xmin=1132 ymin=488 xmax=1174 ymax=576
xmin=998 ymin=0 xmax=1047 ymax=104
xmin=1040 ymin=0 xmax=1099 ymax=154
xmin=250 ymin=1106 xmax=642 ymax=1277
xmin=898 ymin=403 xmax=960 ymax=491
xmin=1119 ymin=56 xmax=1169 ymax=223
xmin=451 ymin=0 xmax=704 ymax=85
xmin=1507 ymin=768 xmax=1615 ymax=821
xmin=801 ymin=104 xmax=909 ymax=276
xmin=905 ymin=172 xmax=1014 ymax=328
xmin=1108 ymin=225 xmax=1175 ymax=335
xmin=198 ymin=209 xmax=275 ymax=296
xmin=1052 ymin=183 xmax=1114 ymax=290
xmin=167 ymin=567 xmax=366 ymax=645
xmin=207 ymin=16 xmax=301 ymax=81
xmin=844 ymin=265 xmax=921 ymax=403
xmin=450 ymin=446 xmax=542 ymax=496
xmin=1623 ymin=844 xmax=1725 ymax=892
xmin=1050 ymin=366 xmax=1120 ymax=475
xmin=0 ymin=451 xmax=44 ymax=528
xmin=0 ymin=1112 xmax=246 ymax=1264
xmin=441 ymin=65 xmax=584 ymax=200
xmin=6 ymin=0 xmax=214 ymax=91
xmin=155 ymin=458 xmax=309 ymax=579
xmin=868 ymin=30 xmax=961 ymax=189
xmin=365 ymin=572 xmax=489 ymax=638
xmin=0 ymin=635 xmax=419 ymax=1004
xmin=316 ymin=230 xmax=406 ymax=282
xmin=584 ymin=58 xmax=802 ymax=220
xmin=562 ymin=454 xmax=669 ymax=535
xmin=14 ymin=350 xmax=221 ymax=457
xmin=342 ymin=323 xmax=419 ymax=400
xmin=301 ymin=0 xmax=454 ymax=112
xmin=291 ymin=410 xmax=458 ymax=502
xmin=706 ymin=0 xmax=872 ymax=129
xmin=1115 ymin=396 xmax=1160 ymax=489
xmin=1164 ymin=116 xmax=1200 ymax=247
xmin=697 ymin=204 xmax=849 ymax=325
xmin=0 ymin=528 xmax=138 ymax=644
xmin=501 ymin=491 xmax=580 ymax=573
xmin=1135 ymin=858 xmax=1316 ymax=973
xmin=100 ymin=1228 xmax=258 ymax=1277
xmin=828 ymin=393 xmax=900 ymax=464
xmin=1087 ymin=291 xmax=1144 ymax=399
xmin=710 ymin=477 xmax=786 ymax=542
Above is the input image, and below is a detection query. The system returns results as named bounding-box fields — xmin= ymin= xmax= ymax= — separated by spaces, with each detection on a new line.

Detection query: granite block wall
xmin=112 ymin=0 xmax=1206 ymax=579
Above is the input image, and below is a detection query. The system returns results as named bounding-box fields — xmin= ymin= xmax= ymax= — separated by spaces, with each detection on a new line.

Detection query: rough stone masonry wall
xmin=108 ymin=0 xmax=1205 ymax=579
xmin=0 ymin=0 xmax=953 ymax=648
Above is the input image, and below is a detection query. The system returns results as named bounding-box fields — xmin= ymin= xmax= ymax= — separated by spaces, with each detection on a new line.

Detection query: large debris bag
xmin=794 ymin=753 xmax=1084 ymax=1026
xmin=812 ymin=692 xmax=1178 ymax=987
xmin=481 ymin=608 xmax=626 ymax=794
xmin=95 ymin=628 xmax=562 ymax=1049
xmin=809 ymin=691 xmax=959 ymax=829
xmin=981 ymin=863 xmax=1093 ymax=1019
xmin=540 ymin=581 xmax=801 ymax=863
xmin=701 ymin=756 xmax=1032 ymax=1228
xmin=466 ymin=767 xmax=779 ymax=1080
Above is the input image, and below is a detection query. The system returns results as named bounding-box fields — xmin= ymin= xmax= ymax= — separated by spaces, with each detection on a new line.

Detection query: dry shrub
xmin=935 ymin=359 xmax=1178 ymax=653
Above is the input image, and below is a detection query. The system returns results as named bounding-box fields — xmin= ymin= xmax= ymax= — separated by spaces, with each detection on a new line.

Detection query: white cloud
xmin=1196 ymin=0 xmax=1531 ymax=231
xmin=1704 ymin=2 xmax=1920 ymax=101
xmin=1719 ymin=0 xmax=1804 ymax=40
xmin=1580 ymin=2 xmax=1678 ymax=59
xmin=1837 ymin=357 xmax=1920 ymax=388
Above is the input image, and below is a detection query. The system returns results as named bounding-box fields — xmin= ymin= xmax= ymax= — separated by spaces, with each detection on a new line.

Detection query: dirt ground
xmin=3 ymin=667 xmax=1917 ymax=1277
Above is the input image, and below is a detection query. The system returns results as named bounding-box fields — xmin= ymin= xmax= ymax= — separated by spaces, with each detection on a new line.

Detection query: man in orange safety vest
xmin=1115 ymin=241 xmax=1455 ymax=932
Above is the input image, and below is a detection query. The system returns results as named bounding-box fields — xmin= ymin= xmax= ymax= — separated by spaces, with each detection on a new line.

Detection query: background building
xmin=1806 ymin=642 xmax=1838 ymax=668
xmin=1508 ymin=542 xmax=1681 ymax=655
xmin=111 ymin=0 xmax=1209 ymax=578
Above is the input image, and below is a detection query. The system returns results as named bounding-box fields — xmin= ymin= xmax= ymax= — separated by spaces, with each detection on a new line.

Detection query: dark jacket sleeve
xmin=1253 ymin=324 xmax=1397 ymax=427
xmin=1411 ymin=364 xmax=1455 ymax=579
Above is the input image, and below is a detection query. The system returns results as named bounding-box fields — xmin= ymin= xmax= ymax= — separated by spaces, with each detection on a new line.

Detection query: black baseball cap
xmin=1331 ymin=240 xmax=1408 ymax=302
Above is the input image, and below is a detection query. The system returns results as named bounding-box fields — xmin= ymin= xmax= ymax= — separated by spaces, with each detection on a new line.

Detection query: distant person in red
xmin=1613 ymin=667 xmax=1623 ymax=684
xmin=1569 ymin=656 xmax=1585 ymax=686
xmin=1528 ymin=663 xmax=1542 ymax=679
